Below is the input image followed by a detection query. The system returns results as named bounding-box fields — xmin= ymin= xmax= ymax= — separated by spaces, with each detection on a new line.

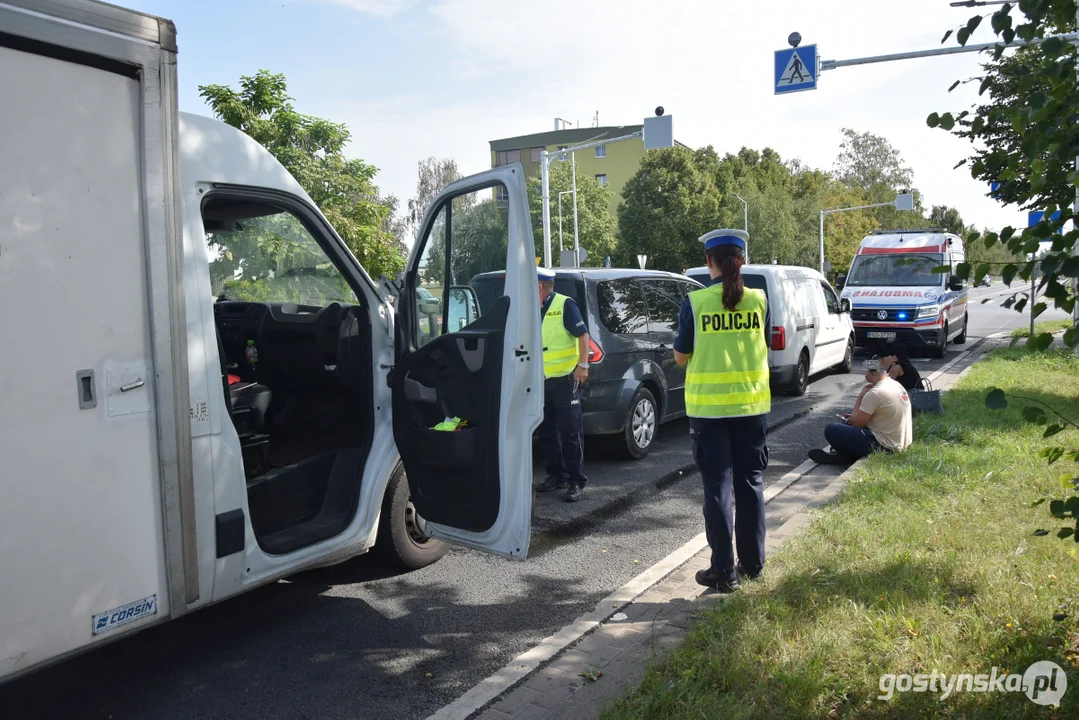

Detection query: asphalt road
xmin=1 ymin=285 xmax=1066 ymax=720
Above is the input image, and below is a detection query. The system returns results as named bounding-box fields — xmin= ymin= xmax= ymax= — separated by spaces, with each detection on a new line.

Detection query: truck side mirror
xmin=835 ymin=274 xmax=847 ymax=290
xmin=948 ymin=275 xmax=965 ymax=292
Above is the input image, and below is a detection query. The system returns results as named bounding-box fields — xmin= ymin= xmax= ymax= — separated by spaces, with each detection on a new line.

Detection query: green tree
xmin=833 ymin=128 xmax=927 ymax=230
xmin=934 ymin=0 xmax=1079 ymax=544
xmin=616 ymin=146 xmax=725 ymax=272
xmin=409 ymin=157 xmax=462 ymax=240
xmin=929 ymin=205 xmax=966 ymax=235
xmin=199 ymin=70 xmax=404 ymax=281
xmin=527 ymin=161 xmax=617 ymax=266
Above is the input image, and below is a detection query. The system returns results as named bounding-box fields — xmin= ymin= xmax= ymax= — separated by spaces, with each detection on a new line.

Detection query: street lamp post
xmin=818 ymin=193 xmax=914 ymax=274
xmin=571 ymin=152 xmax=581 ymax=267
xmin=733 ymin=193 xmax=749 ymax=263
xmin=557 ymin=190 xmax=575 ymax=255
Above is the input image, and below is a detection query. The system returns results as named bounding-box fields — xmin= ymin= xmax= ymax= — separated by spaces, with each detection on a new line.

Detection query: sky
xmin=128 ymin=0 xmax=1030 ymax=233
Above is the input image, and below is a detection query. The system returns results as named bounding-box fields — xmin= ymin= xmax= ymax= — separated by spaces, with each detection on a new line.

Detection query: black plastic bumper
xmin=855 ymin=326 xmax=942 ymax=350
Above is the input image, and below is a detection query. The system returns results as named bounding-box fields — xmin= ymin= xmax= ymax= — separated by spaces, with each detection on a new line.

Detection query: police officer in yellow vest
xmin=535 ymin=267 xmax=591 ymax=502
xmin=674 ymin=229 xmax=771 ymax=592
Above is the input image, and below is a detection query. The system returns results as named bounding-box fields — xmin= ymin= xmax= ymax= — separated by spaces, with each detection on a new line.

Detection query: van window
xmin=642 ymin=280 xmax=683 ymax=333
xmin=819 ymin=281 xmax=841 ymax=313
xmin=469 ymin=273 xmax=582 ymax=315
xmin=597 ymin=279 xmax=648 ymax=334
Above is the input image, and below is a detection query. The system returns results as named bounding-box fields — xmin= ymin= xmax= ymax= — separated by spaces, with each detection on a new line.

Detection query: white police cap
xmin=537 ymin=267 xmax=556 ymax=280
xmin=699 ymin=228 xmax=749 ymax=252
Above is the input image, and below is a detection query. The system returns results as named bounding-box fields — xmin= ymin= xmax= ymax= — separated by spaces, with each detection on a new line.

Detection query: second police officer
xmin=673 ymin=229 xmax=771 ymax=592
xmin=535 ymin=267 xmax=591 ymax=502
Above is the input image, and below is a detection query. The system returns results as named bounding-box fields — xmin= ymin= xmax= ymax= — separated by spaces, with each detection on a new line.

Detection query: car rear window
xmin=469 ymin=273 xmax=584 ymax=315
xmin=596 ymin=279 xmax=648 ymax=334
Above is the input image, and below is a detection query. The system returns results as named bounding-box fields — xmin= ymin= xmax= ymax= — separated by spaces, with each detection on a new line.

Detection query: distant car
xmin=684 ymin=265 xmax=854 ymax=396
xmin=977 ymin=276 xmax=992 ymax=287
xmin=470 ymin=268 xmax=706 ymax=459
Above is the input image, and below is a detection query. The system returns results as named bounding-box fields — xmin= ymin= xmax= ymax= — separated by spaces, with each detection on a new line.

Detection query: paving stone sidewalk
xmin=466 ymin=338 xmax=1004 ymax=720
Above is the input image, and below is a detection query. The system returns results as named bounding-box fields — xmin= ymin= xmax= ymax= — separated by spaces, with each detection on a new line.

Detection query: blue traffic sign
xmin=775 ymin=45 xmax=817 ymax=95
xmin=1029 ymin=210 xmax=1062 ymax=233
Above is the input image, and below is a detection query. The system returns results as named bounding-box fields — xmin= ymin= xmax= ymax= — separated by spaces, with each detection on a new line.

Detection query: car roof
xmin=684 ymin=264 xmax=825 ymax=281
xmin=470 ymin=268 xmax=694 ymax=282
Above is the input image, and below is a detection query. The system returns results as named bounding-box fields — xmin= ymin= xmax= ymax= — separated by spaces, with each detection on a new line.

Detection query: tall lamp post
xmin=557 ymin=190 xmax=575 ymax=254
xmin=733 ymin=193 xmax=749 ymax=263
xmin=819 ymin=193 xmax=914 ymax=274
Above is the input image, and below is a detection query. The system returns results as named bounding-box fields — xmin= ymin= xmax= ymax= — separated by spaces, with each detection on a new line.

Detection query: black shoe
xmin=565 ymin=484 xmax=583 ymax=502
xmin=809 ymin=448 xmax=851 ymax=466
xmin=536 ymin=476 xmax=568 ymax=492
xmin=737 ymin=564 xmax=762 ymax=581
xmin=695 ymin=568 xmax=741 ymax=593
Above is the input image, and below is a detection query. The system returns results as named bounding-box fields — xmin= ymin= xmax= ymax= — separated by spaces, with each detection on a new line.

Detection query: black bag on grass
xmin=909 ymin=378 xmax=943 ymax=415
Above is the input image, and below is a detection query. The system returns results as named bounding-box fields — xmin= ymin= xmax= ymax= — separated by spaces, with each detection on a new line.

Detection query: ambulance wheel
xmin=955 ymin=314 xmax=968 ymax=344
xmin=786 ymin=350 xmax=810 ymax=397
xmin=837 ymin=336 xmax=854 ymax=374
xmin=374 ymin=464 xmax=448 ymax=570
xmin=622 ymin=387 xmax=658 ymax=460
xmin=933 ymin=324 xmax=949 ymax=359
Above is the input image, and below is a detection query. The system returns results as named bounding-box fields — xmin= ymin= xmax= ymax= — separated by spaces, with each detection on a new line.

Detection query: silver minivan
xmin=684 ymin=265 xmax=855 ymax=395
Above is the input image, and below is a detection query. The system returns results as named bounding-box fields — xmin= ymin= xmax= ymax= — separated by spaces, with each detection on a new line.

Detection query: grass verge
xmin=1012 ymin=319 xmax=1072 ymax=338
xmin=602 ymin=348 xmax=1079 ymax=719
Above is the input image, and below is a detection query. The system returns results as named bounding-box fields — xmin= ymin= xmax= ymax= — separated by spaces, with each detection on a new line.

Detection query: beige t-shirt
xmin=860 ymin=377 xmax=913 ymax=451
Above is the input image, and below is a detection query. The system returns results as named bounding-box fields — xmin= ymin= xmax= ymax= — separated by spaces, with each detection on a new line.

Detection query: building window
xmin=595 ymin=144 xmax=607 ymax=158
xmin=496 ymin=185 xmax=509 ymax=201
xmin=496 ymin=151 xmax=507 ymax=166
xmin=531 ymin=147 xmax=543 ymax=163
xmin=506 ymin=149 xmax=521 ymax=164
xmin=596 ymin=174 xmax=608 ymax=187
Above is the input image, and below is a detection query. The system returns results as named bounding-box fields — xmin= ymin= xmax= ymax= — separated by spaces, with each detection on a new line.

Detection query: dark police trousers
xmin=690 ymin=414 xmax=768 ymax=577
xmin=537 ymin=374 xmax=588 ymax=488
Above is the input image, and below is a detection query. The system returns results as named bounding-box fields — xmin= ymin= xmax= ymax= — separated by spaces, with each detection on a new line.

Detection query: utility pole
xmin=733 ymin=193 xmax=749 ymax=263
xmin=571 ymin=152 xmax=580 ymax=267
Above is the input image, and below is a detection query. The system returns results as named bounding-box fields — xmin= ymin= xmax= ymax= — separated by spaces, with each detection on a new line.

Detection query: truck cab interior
xmin=201 ymin=193 xmax=374 ymax=555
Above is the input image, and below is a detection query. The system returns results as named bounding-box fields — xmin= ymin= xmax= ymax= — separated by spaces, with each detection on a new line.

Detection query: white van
xmin=0 ymin=0 xmax=541 ymax=682
xmin=836 ymin=229 xmax=969 ymax=358
xmin=684 ymin=265 xmax=854 ymax=395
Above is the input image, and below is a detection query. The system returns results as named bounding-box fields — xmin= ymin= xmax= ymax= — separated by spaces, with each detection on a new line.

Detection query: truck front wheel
xmin=374 ymin=464 xmax=448 ymax=570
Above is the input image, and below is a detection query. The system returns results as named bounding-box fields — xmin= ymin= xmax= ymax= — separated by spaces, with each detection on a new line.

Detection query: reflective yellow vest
xmin=685 ymin=285 xmax=771 ymax=418
xmin=542 ymin=293 xmax=578 ymax=379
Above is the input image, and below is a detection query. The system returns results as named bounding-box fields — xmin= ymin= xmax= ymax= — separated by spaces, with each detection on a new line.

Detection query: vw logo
xmin=877 ymin=310 xmax=888 ymax=320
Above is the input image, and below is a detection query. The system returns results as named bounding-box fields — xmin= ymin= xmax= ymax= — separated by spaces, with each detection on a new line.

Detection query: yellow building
xmin=489 ymin=125 xmax=648 ymax=216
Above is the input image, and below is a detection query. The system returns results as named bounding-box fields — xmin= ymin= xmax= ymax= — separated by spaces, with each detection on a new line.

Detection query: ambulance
xmin=837 ymin=229 xmax=969 ymax=358
xmin=0 ymin=0 xmax=542 ymax=682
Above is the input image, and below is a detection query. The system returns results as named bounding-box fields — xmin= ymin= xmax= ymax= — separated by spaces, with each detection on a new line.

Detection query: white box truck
xmin=0 ymin=0 xmax=543 ymax=682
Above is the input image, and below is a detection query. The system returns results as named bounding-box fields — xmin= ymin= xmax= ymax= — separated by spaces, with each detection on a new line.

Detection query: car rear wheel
xmin=786 ymin=350 xmax=810 ymax=396
xmin=836 ymin=336 xmax=854 ymax=373
xmin=374 ymin=464 xmax=448 ymax=570
xmin=621 ymin=387 xmax=658 ymax=460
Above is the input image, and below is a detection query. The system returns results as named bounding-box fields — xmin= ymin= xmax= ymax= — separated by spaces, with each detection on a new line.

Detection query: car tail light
xmin=588 ymin=338 xmax=604 ymax=363
xmin=771 ymin=326 xmax=786 ymax=351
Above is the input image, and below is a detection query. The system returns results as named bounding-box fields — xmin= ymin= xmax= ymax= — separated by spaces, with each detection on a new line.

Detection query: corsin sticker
xmin=92 ymin=594 xmax=157 ymax=636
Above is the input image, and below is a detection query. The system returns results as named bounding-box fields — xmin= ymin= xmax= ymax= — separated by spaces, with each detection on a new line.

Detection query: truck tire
xmin=374 ymin=464 xmax=448 ymax=570
xmin=933 ymin=323 xmax=949 ymax=359
xmin=955 ymin=314 xmax=968 ymax=344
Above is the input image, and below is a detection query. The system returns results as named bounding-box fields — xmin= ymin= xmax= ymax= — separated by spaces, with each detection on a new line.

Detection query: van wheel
xmin=787 ymin=350 xmax=810 ymax=397
xmin=374 ymin=464 xmax=448 ymax=570
xmin=955 ymin=314 xmax=968 ymax=344
xmin=622 ymin=387 xmax=658 ymax=460
xmin=836 ymin=337 xmax=854 ymax=374
xmin=933 ymin=324 xmax=949 ymax=359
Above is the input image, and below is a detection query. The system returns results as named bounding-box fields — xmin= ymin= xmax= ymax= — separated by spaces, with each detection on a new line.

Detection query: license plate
xmin=866 ymin=331 xmax=896 ymax=340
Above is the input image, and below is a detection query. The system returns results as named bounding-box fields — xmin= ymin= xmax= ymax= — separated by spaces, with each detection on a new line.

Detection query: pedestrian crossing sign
xmin=775 ymin=45 xmax=817 ymax=95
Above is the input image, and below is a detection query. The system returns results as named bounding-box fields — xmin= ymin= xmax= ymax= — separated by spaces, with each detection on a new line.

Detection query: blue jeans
xmin=690 ymin=415 xmax=768 ymax=578
xmin=824 ymin=422 xmax=881 ymax=460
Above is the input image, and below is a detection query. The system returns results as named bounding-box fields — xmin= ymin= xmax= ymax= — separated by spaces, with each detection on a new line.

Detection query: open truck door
xmin=391 ymin=165 xmax=542 ymax=559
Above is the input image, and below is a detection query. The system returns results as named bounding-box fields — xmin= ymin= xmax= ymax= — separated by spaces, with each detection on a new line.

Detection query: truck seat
xmin=229 ymin=381 xmax=272 ymax=436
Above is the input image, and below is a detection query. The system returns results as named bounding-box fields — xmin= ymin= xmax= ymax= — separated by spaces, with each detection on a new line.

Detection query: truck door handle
xmin=120 ymin=378 xmax=145 ymax=393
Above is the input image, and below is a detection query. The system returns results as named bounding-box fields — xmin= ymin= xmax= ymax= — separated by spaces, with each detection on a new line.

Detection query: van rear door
xmin=392 ymin=165 xmax=542 ymax=559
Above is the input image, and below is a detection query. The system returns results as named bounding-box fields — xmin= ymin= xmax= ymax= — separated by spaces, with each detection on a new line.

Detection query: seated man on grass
xmin=810 ymin=366 xmax=913 ymax=466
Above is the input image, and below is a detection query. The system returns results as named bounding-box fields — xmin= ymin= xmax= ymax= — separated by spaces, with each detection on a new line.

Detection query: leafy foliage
xmin=199 ymin=70 xmax=404 ymax=281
